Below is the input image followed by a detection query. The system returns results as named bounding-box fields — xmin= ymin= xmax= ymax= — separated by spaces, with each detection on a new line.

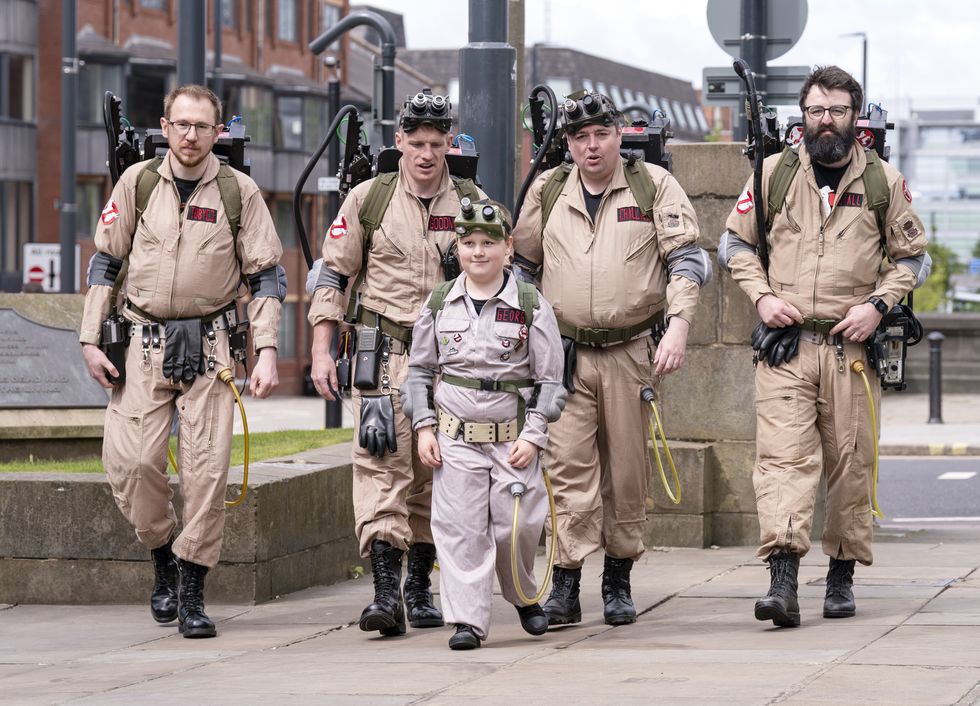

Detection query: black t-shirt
xmin=811 ymin=160 xmax=850 ymax=197
xmin=418 ymin=196 xmax=434 ymax=211
xmin=582 ymin=184 xmax=604 ymax=222
xmin=173 ymin=176 xmax=200 ymax=209
xmin=469 ymin=272 xmax=509 ymax=315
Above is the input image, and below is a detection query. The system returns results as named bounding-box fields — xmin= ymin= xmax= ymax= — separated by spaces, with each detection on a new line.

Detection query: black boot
xmin=177 ymin=559 xmax=217 ymax=638
xmin=754 ymin=551 xmax=801 ymax=627
xmin=824 ymin=558 xmax=856 ymax=618
xmin=404 ymin=543 xmax=444 ymax=628
xmin=602 ymin=556 xmax=637 ymax=626
xmin=543 ymin=566 xmax=582 ymax=626
xmin=448 ymin=624 xmax=481 ymax=650
xmin=359 ymin=540 xmax=406 ymax=636
xmin=149 ymin=537 xmax=178 ymax=624
xmin=515 ymin=603 xmax=548 ymax=635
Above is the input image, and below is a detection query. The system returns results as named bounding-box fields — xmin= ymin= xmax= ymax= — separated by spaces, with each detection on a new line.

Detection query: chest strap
xmin=558 ymin=309 xmax=664 ymax=348
xmin=439 ymin=374 xmax=535 ymax=432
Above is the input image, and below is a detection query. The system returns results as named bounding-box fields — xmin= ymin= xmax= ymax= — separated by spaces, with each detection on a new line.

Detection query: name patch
xmin=187 ymin=206 xmax=217 ymax=224
xmin=428 ymin=215 xmax=455 ymax=232
xmin=837 ymin=192 xmax=864 ymax=208
xmin=495 ymin=307 xmax=526 ymax=325
xmin=617 ymin=206 xmax=652 ymax=223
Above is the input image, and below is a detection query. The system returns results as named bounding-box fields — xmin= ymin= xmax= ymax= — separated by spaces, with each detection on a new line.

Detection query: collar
xmin=397 ymin=159 xmax=452 ymax=199
xmin=561 ymin=158 xmax=630 ymax=217
xmin=158 ymin=151 xmax=221 ymax=184
xmin=442 ymin=272 xmax=520 ymax=309
xmin=800 ymin=141 xmax=867 ymax=190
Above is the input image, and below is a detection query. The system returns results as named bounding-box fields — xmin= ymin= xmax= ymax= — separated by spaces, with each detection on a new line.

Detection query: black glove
xmin=751 ymin=322 xmax=801 ymax=368
xmin=561 ymin=336 xmax=577 ymax=394
xmin=162 ymin=319 xmax=204 ymax=383
xmin=359 ymin=395 xmax=398 ymax=458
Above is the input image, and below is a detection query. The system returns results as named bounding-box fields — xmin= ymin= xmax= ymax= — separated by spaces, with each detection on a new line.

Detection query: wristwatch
xmin=867 ymin=296 xmax=888 ymax=315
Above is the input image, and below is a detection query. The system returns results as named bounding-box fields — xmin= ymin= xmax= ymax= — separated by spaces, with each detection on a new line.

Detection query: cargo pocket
xmin=435 ymin=316 xmax=469 ymax=363
xmin=755 ymin=392 xmax=801 ymax=460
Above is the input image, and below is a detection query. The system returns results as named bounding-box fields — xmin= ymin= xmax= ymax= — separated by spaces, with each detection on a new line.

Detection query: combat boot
xmin=359 ymin=540 xmax=406 ymax=636
xmin=543 ymin=566 xmax=582 ymax=626
xmin=403 ymin=543 xmax=444 ymax=628
xmin=515 ymin=602 xmax=548 ymax=635
xmin=754 ymin=551 xmax=801 ymax=627
xmin=601 ymin=556 xmax=637 ymax=625
xmin=823 ymin=558 xmax=856 ymax=618
xmin=149 ymin=537 xmax=178 ymax=623
xmin=177 ymin=559 xmax=217 ymax=638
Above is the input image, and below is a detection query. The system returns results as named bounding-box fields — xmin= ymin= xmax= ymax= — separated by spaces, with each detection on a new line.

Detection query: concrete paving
xmin=4 ymin=523 xmax=980 ymax=704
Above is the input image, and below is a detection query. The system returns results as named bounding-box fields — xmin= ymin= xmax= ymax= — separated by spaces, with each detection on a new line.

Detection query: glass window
xmin=127 ymin=67 xmax=174 ymax=131
xmin=221 ymin=0 xmax=237 ymax=28
xmin=279 ymin=301 xmax=297 ymax=359
xmin=224 ymin=83 xmax=273 ymax=146
xmin=320 ymin=2 xmax=341 ymax=47
xmin=274 ymin=198 xmax=297 ymax=248
xmin=140 ymin=0 xmax=168 ymax=10
xmin=1 ymin=54 xmax=35 ymax=122
xmin=0 ymin=181 xmax=32 ymax=276
xmin=303 ymin=97 xmax=324 ymax=153
xmin=76 ymin=181 xmax=105 ymax=237
xmin=77 ymin=61 xmax=123 ymax=125
xmin=276 ymin=94 xmax=303 ymax=150
xmin=278 ymin=0 xmax=298 ymax=42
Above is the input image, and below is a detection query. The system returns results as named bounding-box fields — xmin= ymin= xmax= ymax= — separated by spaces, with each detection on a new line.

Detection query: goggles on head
xmin=455 ymin=198 xmax=510 ymax=240
xmin=399 ymin=88 xmax=452 ymax=133
xmin=560 ymin=90 xmax=620 ymax=134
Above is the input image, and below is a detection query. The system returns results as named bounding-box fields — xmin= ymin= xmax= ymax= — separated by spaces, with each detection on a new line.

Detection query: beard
xmin=804 ymin=121 xmax=856 ymax=164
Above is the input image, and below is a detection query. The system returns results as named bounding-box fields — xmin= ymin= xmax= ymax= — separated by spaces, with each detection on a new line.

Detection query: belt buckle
xmin=479 ymin=378 xmax=495 ymax=391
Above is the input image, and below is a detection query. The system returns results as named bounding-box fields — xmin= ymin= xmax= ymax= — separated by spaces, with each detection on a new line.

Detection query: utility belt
xmin=557 ymin=309 xmax=665 ymax=348
xmin=356 ymin=308 xmax=412 ymax=355
xmin=437 ymin=408 xmax=519 ymax=443
xmin=440 ymin=373 xmax=535 ymax=432
xmin=346 ymin=308 xmax=414 ymax=395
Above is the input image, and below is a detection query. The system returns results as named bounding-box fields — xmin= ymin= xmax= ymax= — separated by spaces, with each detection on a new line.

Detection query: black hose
xmin=293 ymin=104 xmax=359 ymax=269
xmin=514 ymin=84 xmax=559 ymax=223
xmin=733 ymin=59 xmax=769 ymax=273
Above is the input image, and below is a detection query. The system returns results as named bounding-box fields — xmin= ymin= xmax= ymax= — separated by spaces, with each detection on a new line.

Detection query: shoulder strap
xmin=215 ymin=164 xmax=242 ymax=245
xmin=345 ymin=173 xmax=399 ymax=322
xmin=622 ymin=159 xmax=658 ymax=217
xmin=427 ymin=278 xmax=457 ymax=316
xmin=134 ymin=157 xmax=164 ymax=228
xmin=861 ymin=150 xmax=890 ymax=245
xmin=450 ymin=176 xmax=480 ymax=204
xmin=766 ymin=148 xmax=801 ymax=233
xmin=516 ymin=280 xmax=539 ymax=329
xmin=541 ymin=163 xmax=573 ymax=228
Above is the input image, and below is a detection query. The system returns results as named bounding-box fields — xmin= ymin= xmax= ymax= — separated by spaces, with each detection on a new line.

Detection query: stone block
xmin=720 ymin=272 xmax=759 ymax=344
xmin=659 ymin=345 xmax=757 ymax=442
xmin=690 ymin=196 xmax=737 ymax=251
xmin=708 ymin=440 xmax=757 ymax=514
xmin=688 ymin=276 xmax=719 ymax=346
xmin=672 ymin=143 xmax=752 ymax=199
xmin=647 ymin=441 xmax=711 ymax=516
xmin=710 ymin=512 xmax=760 ymax=547
xmin=0 ymin=293 xmax=86 ymax=331
xmin=645 ymin=512 xmax=709 ymax=548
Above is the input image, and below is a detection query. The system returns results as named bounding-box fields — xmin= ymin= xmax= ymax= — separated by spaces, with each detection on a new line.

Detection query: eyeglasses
xmin=165 ymin=119 xmax=219 ymax=136
xmin=803 ymin=105 xmax=852 ymax=120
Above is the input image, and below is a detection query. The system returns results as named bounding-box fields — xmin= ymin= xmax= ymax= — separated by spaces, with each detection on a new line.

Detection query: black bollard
xmin=927 ymin=331 xmax=944 ymax=424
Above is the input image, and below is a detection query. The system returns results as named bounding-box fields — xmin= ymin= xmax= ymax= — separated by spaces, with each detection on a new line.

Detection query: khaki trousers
xmin=103 ymin=328 xmax=234 ymax=568
xmin=544 ymin=337 xmax=656 ymax=568
xmin=754 ymin=337 xmax=880 ymax=565
xmin=352 ymin=350 xmax=434 ymax=557
xmin=431 ymin=432 xmax=548 ymax=640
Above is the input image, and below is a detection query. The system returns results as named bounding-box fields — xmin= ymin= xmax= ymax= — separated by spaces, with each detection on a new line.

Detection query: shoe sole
xmin=360 ymin=610 xmax=406 ymax=635
xmin=152 ymin=612 xmax=177 ymax=624
xmin=604 ymin=614 xmax=637 ymax=626
xmin=178 ymin=622 xmax=217 ymax=638
xmin=545 ymin=612 xmax=582 ymax=626
xmin=449 ymin=639 xmax=481 ymax=650
xmin=754 ymin=603 xmax=801 ymax=627
xmin=409 ymin=617 xmax=445 ymax=628
xmin=823 ymin=608 xmax=856 ymax=619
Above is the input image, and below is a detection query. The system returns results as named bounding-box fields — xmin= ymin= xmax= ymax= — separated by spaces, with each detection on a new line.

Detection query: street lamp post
xmin=841 ymin=31 xmax=868 ymax=104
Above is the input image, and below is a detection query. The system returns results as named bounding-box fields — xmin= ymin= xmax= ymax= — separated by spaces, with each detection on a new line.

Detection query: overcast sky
xmin=360 ymin=0 xmax=980 ymax=115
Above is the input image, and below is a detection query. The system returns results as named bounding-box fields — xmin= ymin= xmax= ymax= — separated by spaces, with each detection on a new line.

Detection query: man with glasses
xmin=718 ymin=66 xmax=930 ymax=627
xmin=80 ymin=84 xmax=285 ymax=638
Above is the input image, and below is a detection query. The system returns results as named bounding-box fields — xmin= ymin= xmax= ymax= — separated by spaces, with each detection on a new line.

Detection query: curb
xmin=881 ymin=443 xmax=980 ymax=457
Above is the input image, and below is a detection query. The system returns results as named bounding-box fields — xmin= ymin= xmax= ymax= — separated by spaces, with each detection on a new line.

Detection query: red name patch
xmin=837 ymin=192 xmax=864 ymax=207
xmin=617 ymin=206 xmax=651 ymax=223
xmin=495 ymin=307 xmax=526 ymax=325
xmin=187 ymin=206 xmax=217 ymax=223
xmin=428 ymin=215 xmax=456 ymax=232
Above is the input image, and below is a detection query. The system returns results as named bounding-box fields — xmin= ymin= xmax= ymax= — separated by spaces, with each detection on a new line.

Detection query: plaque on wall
xmin=0 ymin=308 xmax=109 ymax=408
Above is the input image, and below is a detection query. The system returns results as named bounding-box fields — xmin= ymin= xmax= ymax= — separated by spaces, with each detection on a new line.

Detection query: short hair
xmin=164 ymin=84 xmax=222 ymax=125
xmin=798 ymin=66 xmax=863 ymax=114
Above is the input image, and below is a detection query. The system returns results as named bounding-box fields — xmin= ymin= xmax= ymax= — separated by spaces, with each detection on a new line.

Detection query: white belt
xmin=437 ymin=408 xmax=519 ymax=443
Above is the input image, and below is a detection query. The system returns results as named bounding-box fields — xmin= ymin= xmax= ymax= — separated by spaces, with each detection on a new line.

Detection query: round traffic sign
xmin=707 ymin=0 xmax=808 ymax=61
xmin=28 ymin=266 xmax=44 ymax=283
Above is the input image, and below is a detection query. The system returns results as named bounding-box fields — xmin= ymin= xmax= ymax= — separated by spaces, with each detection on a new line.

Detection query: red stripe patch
xmin=495 ymin=307 xmax=526 ymax=325
xmin=617 ymin=206 xmax=651 ymax=222
xmin=187 ymin=206 xmax=217 ymax=223
xmin=837 ymin=192 xmax=864 ymax=207
xmin=428 ymin=215 xmax=456 ymax=232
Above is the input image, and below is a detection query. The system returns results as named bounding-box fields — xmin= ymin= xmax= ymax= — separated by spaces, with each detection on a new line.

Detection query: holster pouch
xmin=353 ymin=326 xmax=384 ymax=390
xmin=336 ymin=329 xmax=354 ymax=394
xmin=100 ymin=313 xmax=130 ymax=385
xmin=561 ymin=335 xmax=577 ymax=394
xmin=437 ymin=241 xmax=462 ymax=281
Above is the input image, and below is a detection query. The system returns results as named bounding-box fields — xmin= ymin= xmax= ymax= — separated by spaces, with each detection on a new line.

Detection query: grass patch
xmin=0 ymin=428 xmax=352 ymax=473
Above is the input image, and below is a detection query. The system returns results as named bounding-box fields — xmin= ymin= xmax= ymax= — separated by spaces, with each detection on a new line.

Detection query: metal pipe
xmin=736 ymin=0 xmax=767 ymax=142
xmin=927 ymin=331 xmax=944 ymax=424
xmin=325 ymin=76 xmax=343 ymax=430
xmin=177 ymin=0 xmax=206 ymax=86
xmin=59 ymin=0 xmax=77 ymax=293
xmin=213 ymin=0 xmax=223 ymax=103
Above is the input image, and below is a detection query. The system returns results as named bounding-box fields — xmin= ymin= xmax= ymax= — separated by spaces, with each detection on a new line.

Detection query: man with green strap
xmin=512 ymin=90 xmax=710 ymax=627
xmin=719 ymin=66 xmax=930 ymax=627
xmin=307 ymin=90 xmax=486 ymax=637
xmin=80 ymin=84 xmax=284 ymax=638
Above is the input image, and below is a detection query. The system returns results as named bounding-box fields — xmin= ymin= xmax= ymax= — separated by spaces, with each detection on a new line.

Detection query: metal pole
xmin=213 ymin=0 xmax=223 ymax=102
xmin=927 ymin=331 xmax=944 ymax=424
xmin=861 ymin=34 xmax=868 ymax=105
xmin=459 ymin=0 xmax=516 ymax=208
xmin=59 ymin=0 xmax=77 ymax=293
xmin=736 ymin=0 xmax=767 ymax=142
xmin=509 ymin=0 xmax=525 ymax=205
xmin=178 ymin=0 xmax=206 ymax=86
xmin=324 ymin=76 xmax=342 ymax=429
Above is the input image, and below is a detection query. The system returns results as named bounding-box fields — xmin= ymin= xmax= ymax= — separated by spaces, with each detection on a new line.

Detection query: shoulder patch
xmin=101 ymin=200 xmax=120 ymax=226
xmin=902 ymin=179 xmax=913 ymax=203
xmin=900 ymin=217 xmax=921 ymax=241
xmin=736 ymin=188 xmax=754 ymax=215
xmin=328 ymin=214 xmax=348 ymax=239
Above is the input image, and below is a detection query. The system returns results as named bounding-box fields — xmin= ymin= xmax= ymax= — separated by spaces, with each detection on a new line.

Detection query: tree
xmin=914 ymin=240 xmax=964 ymax=312
xmin=972 ymin=236 xmax=980 ymax=260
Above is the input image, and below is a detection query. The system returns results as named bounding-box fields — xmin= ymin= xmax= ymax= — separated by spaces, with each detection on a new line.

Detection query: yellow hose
xmin=510 ymin=467 xmax=558 ymax=606
xmin=648 ymin=398 xmax=682 ymax=505
xmin=851 ymin=360 xmax=884 ymax=519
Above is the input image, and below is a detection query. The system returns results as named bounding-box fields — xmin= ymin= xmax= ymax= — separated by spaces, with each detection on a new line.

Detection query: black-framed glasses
xmin=165 ymin=119 xmax=219 ymax=136
xmin=804 ymin=105 xmax=852 ymax=120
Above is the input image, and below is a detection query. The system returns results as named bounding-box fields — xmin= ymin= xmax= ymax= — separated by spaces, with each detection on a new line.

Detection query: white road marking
xmin=891 ymin=517 xmax=980 ymax=523
xmin=937 ymin=471 xmax=977 ymax=480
